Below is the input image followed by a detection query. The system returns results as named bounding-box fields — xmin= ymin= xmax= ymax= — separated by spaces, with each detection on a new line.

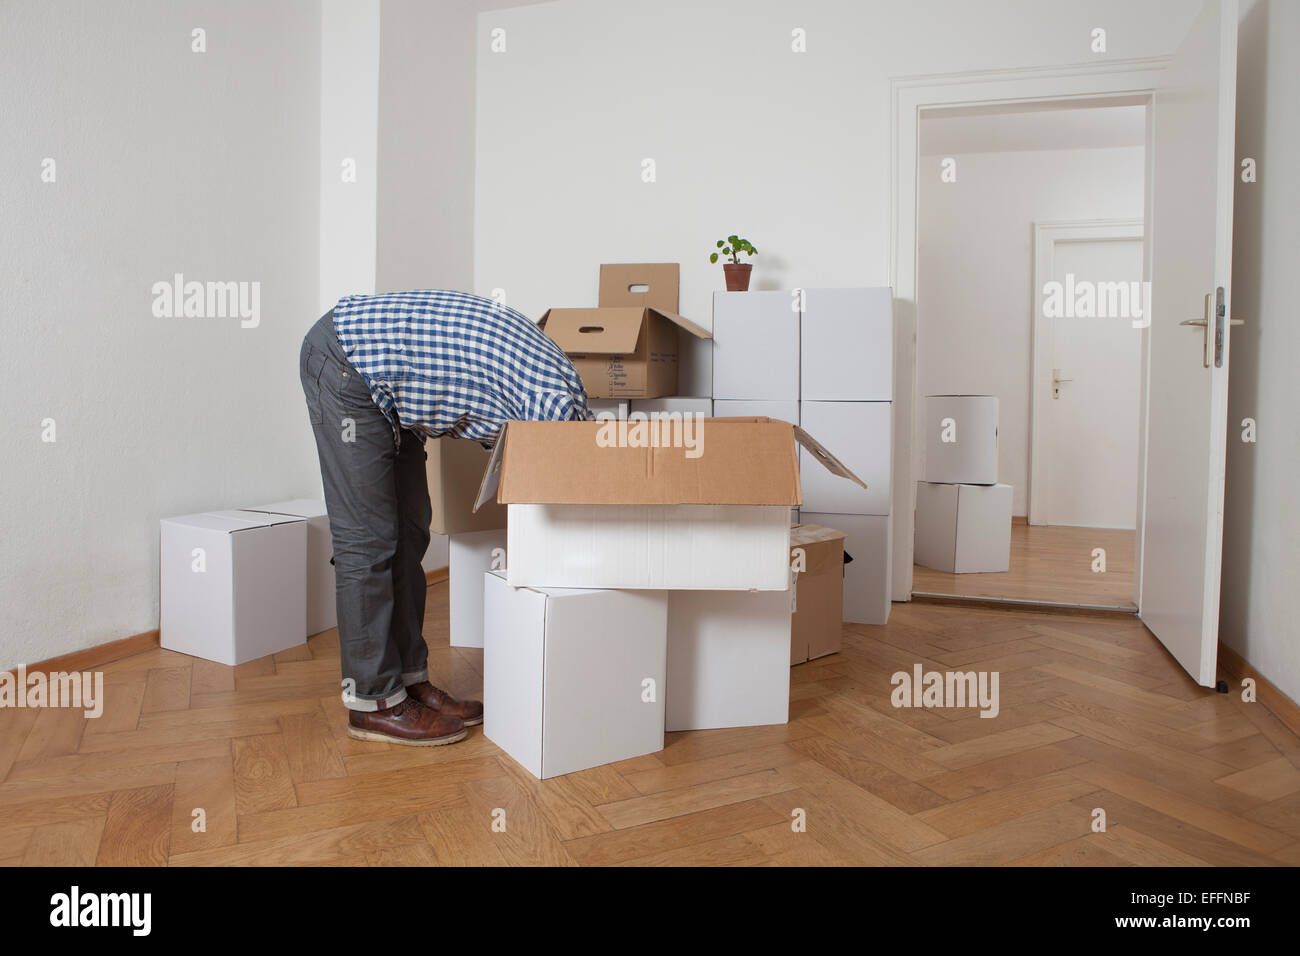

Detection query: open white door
xmin=1139 ymin=0 xmax=1239 ymax=687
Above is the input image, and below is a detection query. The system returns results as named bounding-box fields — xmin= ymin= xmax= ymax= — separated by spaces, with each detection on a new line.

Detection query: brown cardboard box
xmin=427 ymin=436 xmax=507 ymax=535
xmin=789 ymin=523 xmax=848 ymax=665
xmin=539 ymin=264 xmax=710 ymax=399
xmin=471 ymin=417 xmax=865 ymax=592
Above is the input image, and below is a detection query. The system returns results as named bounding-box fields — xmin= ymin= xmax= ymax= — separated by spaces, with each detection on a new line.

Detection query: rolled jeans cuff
xmin=343 ymin=686 xmax=408 ymax=713
xmin=402 ymin=669 xmax=429 ymax=686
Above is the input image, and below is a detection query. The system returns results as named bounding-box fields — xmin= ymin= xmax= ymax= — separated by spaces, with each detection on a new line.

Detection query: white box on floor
xmin=629 ymin=397 xmax=713 ymax=417
xmin=924 ymin=395 xmax=999 ymax=485
xmin=482 ymin=570 xmax=667 ymax=779
xmin=160 ymin=511 xmax=307 ymax=665
xmin=245 ymin=499 xmax=335 ymax=637
xmin=713 ymin=399 xmax=798 ymax=426
xmin=712 ymin=291 xmax=800 ymax=401
xmin=448 ymin=528 xmax=508 ymax=647
xmin=666 ymin=588 xmax=793 ymax=731
xmin=800 ymin=511 xmax=891 ymax=625
xmin=798 ymin=401 xmax=892 ymax=515
xmin=800 ymin=287 xmax=893 ymax=401
xmin=914 ymin=482 xmax=1012 ymax=573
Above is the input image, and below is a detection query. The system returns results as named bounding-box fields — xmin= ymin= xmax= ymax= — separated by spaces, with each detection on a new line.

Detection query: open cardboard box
xmin=472 ymin=417 xmax=865 ymax=591
xmin=538 ymin=263 xmax=711 ymax=399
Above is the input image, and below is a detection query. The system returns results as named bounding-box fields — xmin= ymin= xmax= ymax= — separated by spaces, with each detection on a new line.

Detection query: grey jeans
xmin=299 ymin=310 xmax=430 ymax=711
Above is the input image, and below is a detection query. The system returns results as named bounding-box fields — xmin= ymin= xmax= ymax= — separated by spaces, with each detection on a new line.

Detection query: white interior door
xmin=1032 ymin=225 xmax=1145 ymax=530
xmin=1139 ymin=0 xmax=1238 ymax=687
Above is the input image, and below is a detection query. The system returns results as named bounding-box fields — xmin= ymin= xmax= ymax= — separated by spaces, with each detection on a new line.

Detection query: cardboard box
xmin=666 ymin=587 xmax=793 ymax=731
xmin=160 ymin=510 xmax=307 ymax=665
xmin=914 ymin=481 xmax=1012 ymax=573
xmin=711 ymin=290 xmax=800 ymax=401
xmin=245 ymin=499 xmax=336 ymax=637
xmin=800 ymin=287 xmax=894 ymax=402
xmin=924 ymin=395 xmax=999 ymax=485
xmin=482 ymin=570 xmax=667 ymax=779
xmin=712 ymin=399 xmax=798 ymax=426
xmin=474 ymin=418 xmax=864 ymax=591
xmin=540 ymin=263 xmax=710 ymax=399
xmin=800 ymin=511 xmax=891 ymax=625
xmin=798 ymin=400 xmax=892 ymax=515
xmin=629 ymin=397 xmax=713 ymax=417
xmin=448 ymin=528 xmax=508 ymax=648
xmin=789 ymin=524 xmax=847 ymax=664
xmin=428 ymin=435 xmax=507 ymax=535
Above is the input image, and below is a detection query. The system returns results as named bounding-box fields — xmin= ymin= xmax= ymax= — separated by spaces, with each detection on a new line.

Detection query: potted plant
xmin=710 ymin=235 xmax=757 ymax=291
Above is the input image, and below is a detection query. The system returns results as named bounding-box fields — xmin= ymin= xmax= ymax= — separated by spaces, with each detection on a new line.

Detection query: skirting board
xmin=3 ymin=565 xmax=453 ymax=676
xmin=1217 ymin=642 xmax=1300 ymax=738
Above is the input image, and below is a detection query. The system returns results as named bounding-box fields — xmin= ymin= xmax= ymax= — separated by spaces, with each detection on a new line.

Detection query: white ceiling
xmin=920 ymin=103 xmax=1146 ymax=156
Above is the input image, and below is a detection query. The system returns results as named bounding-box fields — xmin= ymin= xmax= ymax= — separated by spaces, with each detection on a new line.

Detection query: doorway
xmin=910 ymin=101 xmax=1148 ymax=609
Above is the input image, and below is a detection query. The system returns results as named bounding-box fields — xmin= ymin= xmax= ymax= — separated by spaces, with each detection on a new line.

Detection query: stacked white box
xmin=914 ymin=482 xmax=1013 ymax=573
xmin=482 ymin=570 xmax=667 ymax=779
xmin=245 ymin=499 xmax=336 ymax=637
xmin=794 ymin=287 xmax=895 ymax=625
xmin=712 ymin=291 xmax=800 ymax=400
xmin=629 ymin=397 xmax=713 ymax=417
xmin=923 ymin=395 xmax=999 ymax=485
xmin=160 ymin=510 xmax=307 ymax=665
xmin=448 ymin=528 xmax=508 ymax=647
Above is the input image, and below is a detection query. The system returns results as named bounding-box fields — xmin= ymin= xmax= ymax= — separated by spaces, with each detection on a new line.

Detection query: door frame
xmin=889 ymin=59 xmax=1168 ymax=607
xmin=1028 ymin=218 xmax=1146 ymax=532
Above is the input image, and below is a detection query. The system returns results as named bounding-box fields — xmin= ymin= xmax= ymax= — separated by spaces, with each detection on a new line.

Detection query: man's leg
xmin=299 ymin=313 xmax=465 ymax=745
xmin=392 ymin=431 xmax=485 ymax=725
xmin=390 ymin=428 xmax=432 ymax=686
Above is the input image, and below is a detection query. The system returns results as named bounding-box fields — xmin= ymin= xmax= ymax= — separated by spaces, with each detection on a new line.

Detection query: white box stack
xmin=448 ymin=528 xmax=508 ymax=647
xmin=713 ymin=287 xmax=895 ymax=626
xmin=244 ymin=499 xmax=336 ymax=637
xmin=916 ymin=395 xmax=1011 ymax=574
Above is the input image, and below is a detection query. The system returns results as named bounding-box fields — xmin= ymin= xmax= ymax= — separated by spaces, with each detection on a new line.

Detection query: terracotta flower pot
xmin=723 ymin=263 xmax=752 ymax=292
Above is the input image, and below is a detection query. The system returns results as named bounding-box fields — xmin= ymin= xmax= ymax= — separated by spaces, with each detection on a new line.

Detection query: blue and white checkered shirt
xmin=331 ymin=290 xmax=590 ymax=448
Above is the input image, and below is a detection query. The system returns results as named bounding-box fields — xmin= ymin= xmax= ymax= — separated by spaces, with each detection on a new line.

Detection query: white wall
xmin=0 ymin=0 xmax=322 ymax=670
xmin=917 ymin=145 xmax=1146 ymax=515
xmin=1220 ymin=0 xmax=1300 ymax=703
xmin=320 ymin=0 xmax=380 ymax=312
xmin=473 ymin=0 xmax=1197 ymax=349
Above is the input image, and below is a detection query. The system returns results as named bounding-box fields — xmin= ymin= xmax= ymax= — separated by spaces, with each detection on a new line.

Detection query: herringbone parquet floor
xmin=2 ymin=583 xmax=1297 ymax=866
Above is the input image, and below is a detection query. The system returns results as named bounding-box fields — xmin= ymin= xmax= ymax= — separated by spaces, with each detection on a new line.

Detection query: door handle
xmin=1051 ymin=368 xmax=1073 ymax=400
xmin=1181 ymin=289 xmax=1244 ymax=368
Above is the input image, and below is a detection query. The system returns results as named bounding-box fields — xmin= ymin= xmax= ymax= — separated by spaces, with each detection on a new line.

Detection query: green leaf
xmin=716 ymin=240 xmax=724 ymax=248
xmin=709 ymin=253 xmax=719 ymax=263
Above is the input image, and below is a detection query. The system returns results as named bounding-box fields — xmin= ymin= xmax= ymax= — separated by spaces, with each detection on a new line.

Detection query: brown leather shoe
xmin=347 ymin=697 xmax=467 ymax=746
xmin=405 ymin=680 xmax=483 ymax=727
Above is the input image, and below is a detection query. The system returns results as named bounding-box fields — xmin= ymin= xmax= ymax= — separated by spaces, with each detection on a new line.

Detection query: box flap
xmin=473 ymin=426 xmax=509 ymax=512
xmin=540 ymin=307 xmax=644 ymax=355
xmin=793 ymin=425 xmax=867 ymax=489
xmin=247 ymin=499 xmax=326 ymax=518
xmin=599 ymin=263 xmax=680 ymax=312
xmin=790 ymin=523 xmax=849 ymax=547
xmin=210 ymin=510 xmax=306 ymax=531
xmin=489 ymin=419 xmax=800 ymax=506
xmin=648 ymin=307 xmax=712 ymax=340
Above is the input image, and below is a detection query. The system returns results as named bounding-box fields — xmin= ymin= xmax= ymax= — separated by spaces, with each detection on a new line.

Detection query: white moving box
xmin=448 ymin=528 xmax=508 ymax=648
xmin=666 ymin=588 xmax=793 ymax=731
xmin=245 ymin=499 xmax=335 ymax=637
xmin=160 ymin=510 xmax=307 ymax=665
xmin=587 ymin=399 xmax=629 ymax=419
xmin=713 ymin=399 xmax=798 ymax=425
xmin=914 ymin=482 xmax=1013 ymax=573
xmin=476 ymin=418 xmax=863 ymax=591
xmin=799 ymin=401 xmax=892 ymax=515
xmin=801 ymin=511 xmax=891 ymax=625
xmin=629 ymin=397 xmax=713 ymax=417
xmin=712 ymin=291 xmax=800 ymax=401
xmin=924 ymin=395 xmax=999 ymax=485
xmin=800 ymin=287 xmax=894 ymax=402
xmin=482 ymin=570 xmax=667 ymax=779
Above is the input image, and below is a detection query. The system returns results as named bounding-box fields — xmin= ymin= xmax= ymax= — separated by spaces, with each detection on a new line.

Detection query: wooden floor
xmin=913 ymin=522 xmax=1137 ymax=608
xmin=2 ymin=583 xmax=1297 ymax=867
